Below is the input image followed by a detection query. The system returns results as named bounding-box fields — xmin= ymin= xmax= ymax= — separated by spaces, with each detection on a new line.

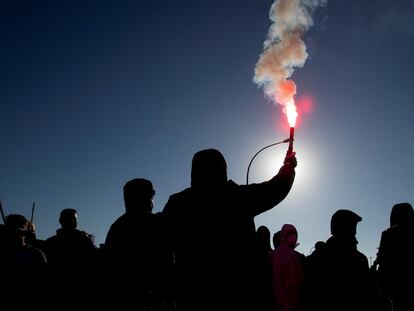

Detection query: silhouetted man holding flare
xmin=162 ymin=148 xmax=297 ymax=310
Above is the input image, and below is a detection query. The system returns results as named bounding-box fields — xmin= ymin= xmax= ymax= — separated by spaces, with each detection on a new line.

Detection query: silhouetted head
xmin=390 ymin=202 xmax=413 ymax=227
xmin=273 ymin=230 xmax=281 ymax=249
xmin=256 ymin=225 xmax=271 ymax=251
xmin=59 ymin=208 xmax=78 ymax=231
xmin=123 ymin=178 xmax=155 ymax=214
xmin=5 ymin=214 xmax=28 ymax=237
xmin=191 ymin=149 xmax=227 ymax=189
xmin=280 ymin=224 xmax=298 ymax=249
xmin=330 ymin=209 xmax=361 ymax=237
xmin=314 ymin=240 xmax=325 ymax=251
xmin=257 ymin=225 xmax=271 ymax=239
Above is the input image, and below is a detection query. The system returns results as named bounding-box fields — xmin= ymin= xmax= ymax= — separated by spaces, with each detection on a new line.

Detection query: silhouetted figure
xmin=313 ymin=241 xmax=325 ymax=253
xmin=273 ymin=230 xmax=282 ymax=250
xmin=307 ymin=240 xmax=325 ymax=258
xmin=0 ymin=214 xmax=47 ymax=302
xmin=253 ymin=225 xmax=274 ymax=311
xmin=256 ymin=225 xmax=273 ymax=253
xmin=162 ymin=148 xmax=296 ymax=310
xmin=104 ymin=178 xmax=174 ymax=311
xmin=305 ymin=240 xmax=325 ymax=272
xmin=305 ymin=209 xmax=374 ymax=311
xmin=369 ymin=257 xmax=393 ymax=311
xmin=45 ymin=208 xmax=97 ymax=306
xmin=0 ymin=214 xmax=47 ymax=268
xmin=269 ymin=224 xmax=305 ymax=311
xmin=46 ymin=208 xmax=96 ymax=268
xmin=377 ymin=203 xmax=414 ymax=311
xmin=0 ymin=223 xmax=6 ymax=246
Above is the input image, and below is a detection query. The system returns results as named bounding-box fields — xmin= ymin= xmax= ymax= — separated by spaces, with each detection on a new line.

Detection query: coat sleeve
xmin=241 ymin=163 xmax=295 ymax=216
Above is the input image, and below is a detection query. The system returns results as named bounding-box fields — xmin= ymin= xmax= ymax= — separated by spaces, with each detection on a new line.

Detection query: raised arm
xmin=242 ymin=152 xmax=297 ymax=216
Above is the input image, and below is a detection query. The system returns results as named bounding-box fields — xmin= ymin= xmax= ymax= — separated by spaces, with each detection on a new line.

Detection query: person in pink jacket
xmin=269 ymin=224 xmax=305 ymax=311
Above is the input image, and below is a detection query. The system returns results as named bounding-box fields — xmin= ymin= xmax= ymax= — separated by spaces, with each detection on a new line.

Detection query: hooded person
xmin=269 ymin=224 xmax=305 ymax=311
xmin=389 ymin=202 xmax=414 ymax=228
xmin=330 ymin=209 xmax=362 ymax=249
xmin=377 ymin=203 xmax=414 ymax=311
xmin=162 ymin=148 xmax=297 ymax=311
xmin=304 ymin=209 xmax=374 ymax=311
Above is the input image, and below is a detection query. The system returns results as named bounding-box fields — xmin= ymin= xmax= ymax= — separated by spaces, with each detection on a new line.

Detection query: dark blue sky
xmin=1 ymin=0 xmax=413 ymax=259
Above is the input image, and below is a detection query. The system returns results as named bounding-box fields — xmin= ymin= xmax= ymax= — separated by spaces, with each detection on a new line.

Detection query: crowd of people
xmin=0 ymin=148 xmax=412 ymax=311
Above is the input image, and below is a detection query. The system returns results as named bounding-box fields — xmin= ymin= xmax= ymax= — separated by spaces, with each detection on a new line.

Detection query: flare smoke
xmin=254 ymin=0 xmax=326 ymax=118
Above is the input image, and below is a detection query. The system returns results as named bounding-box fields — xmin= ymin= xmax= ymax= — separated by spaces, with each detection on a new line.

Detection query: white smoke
xmin=254 ymin=0 xmax=327 ymax=107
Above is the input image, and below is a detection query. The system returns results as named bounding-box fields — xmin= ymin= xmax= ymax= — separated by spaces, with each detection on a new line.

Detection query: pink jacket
xmin=269 ymin=224 xmax=304 ymax=311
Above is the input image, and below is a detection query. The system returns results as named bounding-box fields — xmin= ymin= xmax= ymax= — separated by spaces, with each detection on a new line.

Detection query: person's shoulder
xmin=380 ymin=226 xmax=402 ymax=243
xmin=74 ymin=229 xmax=94 ymax=243
xmin=353 ymin=249 xmax=369 ymax=266
xmin=163 ymin=187 xmax=192 ymax=211
xmin=384 ymin=225 xmax=397 ymax=233
xmin=107 ymin=213 xmax=122 ymax=229
xmin=111 ymin=213 xmax=129 ymax=226
xmin=45 ymin=234 xmax=58 ymax=243
xmin=355 ymin=248 xmax=368 ymax=259
xmin=385 ymin=224 xmax=411 ymax=235
xmin=226 ymin=180 xmax=238 ymax=188
xmin=169 ymin=187 xmax=192 ymax=199
xmin=295 ymin=250 xmax=306 ymax=259
xmin=382 ymin=225 xmax=413 ymax=248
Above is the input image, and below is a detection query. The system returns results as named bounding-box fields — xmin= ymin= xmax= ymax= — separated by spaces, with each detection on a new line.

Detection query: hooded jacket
xmin=269 ymin=224 xmax=305 ymax=311
xmin=162 ymin=149 xmax=295 ymax=310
